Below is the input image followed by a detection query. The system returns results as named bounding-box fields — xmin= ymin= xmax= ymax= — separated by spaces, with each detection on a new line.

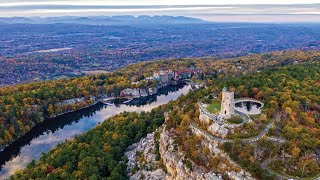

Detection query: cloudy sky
xmin=0 ymin=0 xmax=319 ymax=22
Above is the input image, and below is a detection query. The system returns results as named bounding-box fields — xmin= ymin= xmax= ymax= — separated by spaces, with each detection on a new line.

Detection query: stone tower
xmin=220 ymin=87 xmax=235 ymax=119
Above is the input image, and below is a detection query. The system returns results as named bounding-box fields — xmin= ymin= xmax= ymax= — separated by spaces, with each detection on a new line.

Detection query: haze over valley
xmin=1 ymin=18 xmax=320 ymax=85
xmin=0 ymin=1 xmax=320 ymax=180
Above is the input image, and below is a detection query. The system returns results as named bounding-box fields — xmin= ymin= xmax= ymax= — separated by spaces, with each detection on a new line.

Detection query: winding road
xmin=190 ymin=111 xmax=279 ymax=143
xmin=191 ymin=112 xmax=320 ymax=179
xmin=261 ymin=158 xmax=292 ymax=179
xmin=261 ymin=158 xmax=320 ymax=180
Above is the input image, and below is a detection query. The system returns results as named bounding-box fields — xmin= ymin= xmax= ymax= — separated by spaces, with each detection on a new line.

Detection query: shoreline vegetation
xmin=0 ymin=100 xmax=99 ymax=152
xmin=12 ymin=61 xmax=318 ymax=179
xmin=0 ymin=81 xmax=186 ymax=151
xmin=11 ymin=109 xmax=169 ymax=179
xmin=0 ymin=60 xmax=195 ymax=148
xmin=0 ymin=50 xmax=319 ymax=179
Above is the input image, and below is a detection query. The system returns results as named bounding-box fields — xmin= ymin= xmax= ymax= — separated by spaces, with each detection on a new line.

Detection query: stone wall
xmin=220 ymin=90 xmax=235 ymax=119
xmin=199 ymin=111 xmax=211 ymax=124
xmin=198 ymin=108 xmax=230 ymax=138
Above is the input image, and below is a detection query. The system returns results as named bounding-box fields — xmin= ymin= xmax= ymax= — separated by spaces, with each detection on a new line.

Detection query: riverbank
xmin=0 ymin=100 xmax=101 ymax=152
xmin=0 ymin=81 xmax=187 ymax=152
xmin=0 ymin=84 xmax=192 ymax=179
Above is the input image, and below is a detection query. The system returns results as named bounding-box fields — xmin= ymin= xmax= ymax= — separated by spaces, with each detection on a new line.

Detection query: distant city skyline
xmin=0 ymin=0 xmax=319 ymax=22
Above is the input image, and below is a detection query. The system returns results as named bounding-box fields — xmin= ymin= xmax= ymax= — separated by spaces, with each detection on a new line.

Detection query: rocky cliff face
xmin=126 ymin=113 xmax=254 ymax=180
xmin=125 ymin=131 xmax=166 ymax=180
xmin=160 ymin=125 xmax=223 ymax=180
xmin=208 ymin=123 xmax=229 ymax=138
xmin=159 ymin=124 xmax=255 ymax=180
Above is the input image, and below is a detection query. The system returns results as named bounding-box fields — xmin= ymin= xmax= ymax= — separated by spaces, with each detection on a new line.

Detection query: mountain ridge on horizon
xmin=0 ymin=15 xmax=208 ymax=25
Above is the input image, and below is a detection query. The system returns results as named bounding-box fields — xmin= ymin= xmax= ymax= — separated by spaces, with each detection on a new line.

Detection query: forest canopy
xmin=11 ymin=60 xmax=320 ymax=179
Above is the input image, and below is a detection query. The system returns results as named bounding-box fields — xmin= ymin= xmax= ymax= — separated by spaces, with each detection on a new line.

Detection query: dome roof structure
xmin=222 ymin=87 xmax=227 ymax=92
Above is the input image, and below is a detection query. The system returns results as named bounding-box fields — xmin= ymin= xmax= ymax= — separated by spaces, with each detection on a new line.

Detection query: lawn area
xmin=206 ymin=100 xmax=221 ymax=114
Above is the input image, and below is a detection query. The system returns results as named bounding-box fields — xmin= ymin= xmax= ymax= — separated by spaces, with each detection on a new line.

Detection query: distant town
xmin=1 ymin=22 xmax=320 ymax=86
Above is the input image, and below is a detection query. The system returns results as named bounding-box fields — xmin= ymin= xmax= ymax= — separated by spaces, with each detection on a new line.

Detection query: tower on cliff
xmin=220 ymin=87 xmax=235 ymax=119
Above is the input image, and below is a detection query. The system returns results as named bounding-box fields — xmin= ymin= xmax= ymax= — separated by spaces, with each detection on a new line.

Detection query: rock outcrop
xmin=160 ymin=124 xmax=255 ymax=180
xmin=127 ymin=112 xmax=255 ymax=180
xmin=160 ymin=126 xmax=222 ymax=180
xmin=125 ymin=132 xmax=166 ymax=180
xmin=208 ymin=123 xmax=229 ymax=138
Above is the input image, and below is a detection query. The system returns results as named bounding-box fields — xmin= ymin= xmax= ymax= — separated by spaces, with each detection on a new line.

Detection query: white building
xmin=153 ymin=70 xmax=174 ymax=84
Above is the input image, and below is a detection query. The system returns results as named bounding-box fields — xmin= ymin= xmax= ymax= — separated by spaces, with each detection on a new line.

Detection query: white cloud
xmin=0 ymin=0 xmax=319 ymax=22
xmin=0 ymin=0 xmax=319 ymax=6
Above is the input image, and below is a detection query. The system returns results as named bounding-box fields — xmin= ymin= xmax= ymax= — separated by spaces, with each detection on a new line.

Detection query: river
xmin=0 ymin=84 xmax=191 ymax=179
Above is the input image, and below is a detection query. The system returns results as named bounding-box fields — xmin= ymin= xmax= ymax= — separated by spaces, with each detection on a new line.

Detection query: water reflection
xmin=235 ymin=101 xmax=262 ymax=115
xmin=0 ymin=84 xmax=190 ymax=179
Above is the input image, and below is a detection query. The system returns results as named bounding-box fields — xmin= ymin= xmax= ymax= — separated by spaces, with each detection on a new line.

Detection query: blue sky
xmin=0 ymin=0 xmax=319 ymax=22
